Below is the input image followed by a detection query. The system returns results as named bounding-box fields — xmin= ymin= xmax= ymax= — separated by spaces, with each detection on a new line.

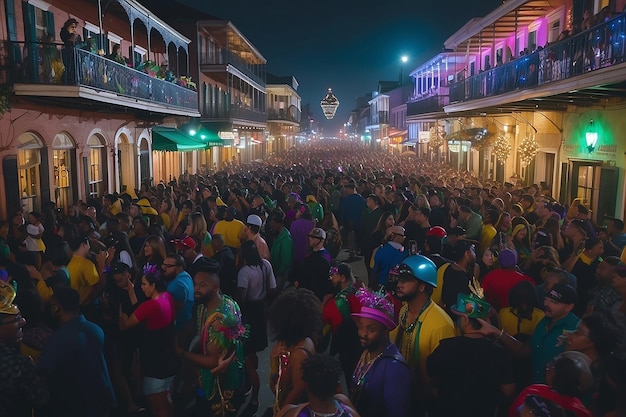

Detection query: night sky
xmin=180 ymin=0 xmax=504 ymax=133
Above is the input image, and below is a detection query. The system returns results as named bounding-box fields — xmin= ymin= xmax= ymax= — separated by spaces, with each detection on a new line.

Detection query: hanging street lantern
xmin=320 ymin=88 xmax=339 ymax=120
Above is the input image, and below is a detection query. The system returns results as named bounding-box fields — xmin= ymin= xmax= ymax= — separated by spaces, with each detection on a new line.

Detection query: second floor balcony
xmin=407 ymin=90 xmax=449 ymax=116
xmin=200 ymin=49 xmax=266 ymax=87
xmin=202 ymin=102 xmax=266 ymax=124
xmin=266 ymin=107 xmax=300 ymax=124
xmin=3 ymin=41 xmax=199 ymax=117
xmin=447 ymin=13 xmax=626 ymax=111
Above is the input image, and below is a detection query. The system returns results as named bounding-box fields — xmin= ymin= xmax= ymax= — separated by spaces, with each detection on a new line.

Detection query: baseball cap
xmin=545 ymin=283 xmax=577 ymax=304
xmin=111 ymin=261 xmax=130 ymax=274
xmin=390 ymin=225 xmax=406 ymax=237
xmin=246 ymin=214 xmax=263 ymax=227
xmin=308 ymin=228 xmax=326 ymax=240
xmin=172 ymin=236 xmax=197 ymax=251
xmin=426 ymin=226 xmax=447 ymax=239
xmin=498 ymin=248 xmax=518 ymax=268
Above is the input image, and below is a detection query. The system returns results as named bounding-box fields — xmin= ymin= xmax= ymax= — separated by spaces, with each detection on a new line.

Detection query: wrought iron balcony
xmin=2 ymin=41 xmax=198 ymax=113
xmin=202 ymin=101 xmax=267 ymax=124
xmin=449 ymin=13 xmax=626 ymax=103
xmin=266 ymin=108 xmax=301 ymax=123
xmin=200 ymin=50 xmax=266 ymax=86
xmin=407 ymin=94 xmax=448 ymax=116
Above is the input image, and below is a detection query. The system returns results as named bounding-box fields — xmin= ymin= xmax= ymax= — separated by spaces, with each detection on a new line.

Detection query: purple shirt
xmin=290 ymin=218 xmax=315 ymax=264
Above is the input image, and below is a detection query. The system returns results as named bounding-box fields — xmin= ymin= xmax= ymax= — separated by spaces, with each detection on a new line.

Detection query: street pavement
xmin=242 ymin=249 xmax=367 ymax=416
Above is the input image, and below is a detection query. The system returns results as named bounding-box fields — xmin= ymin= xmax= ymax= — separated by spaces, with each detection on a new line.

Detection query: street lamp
xmin=400 ymin=55 xmax=408 ymax=85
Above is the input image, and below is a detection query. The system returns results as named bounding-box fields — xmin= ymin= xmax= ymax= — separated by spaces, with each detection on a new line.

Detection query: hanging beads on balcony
xmin=518 ymin=134 xmax=540 ymax=166
xmin=493 ymin=133 xmax=511 ymax=164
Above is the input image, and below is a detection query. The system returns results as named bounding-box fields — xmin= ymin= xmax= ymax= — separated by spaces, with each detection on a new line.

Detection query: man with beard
xmin=0 ymin=281 xmax=48 ymax=417
xmin=180 ymin=257 xmax=247 ymax=417
xmin=349 ymin=288 xmax=411 ymax=417
xmin=389 ymin=254 xmax=455 ymax=417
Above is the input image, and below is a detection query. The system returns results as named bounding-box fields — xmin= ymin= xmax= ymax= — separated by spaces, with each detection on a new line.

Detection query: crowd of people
xmin=1 ymin=140 xmax=626 ymax=417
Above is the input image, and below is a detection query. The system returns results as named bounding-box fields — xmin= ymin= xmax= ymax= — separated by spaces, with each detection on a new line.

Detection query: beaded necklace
xmin=400 ymin=299 xmax=431 ymax=333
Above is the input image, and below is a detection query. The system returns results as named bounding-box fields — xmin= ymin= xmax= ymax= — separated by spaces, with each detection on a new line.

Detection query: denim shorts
xmin=143 ymin=376 xmax=175 ymax=396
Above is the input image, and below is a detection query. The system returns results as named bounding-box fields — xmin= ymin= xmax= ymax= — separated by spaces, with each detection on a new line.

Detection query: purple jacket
xmin=350 ymin=343 xmax=411 ymax=417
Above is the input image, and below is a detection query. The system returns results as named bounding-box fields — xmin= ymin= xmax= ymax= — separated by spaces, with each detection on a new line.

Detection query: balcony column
xmin=514 ymin=9 xmax=519 ymax=57
xmin=146 ymin=23 xmax=151 ymax=62
xmin=437 ymin=62 xmax=440 ymax=90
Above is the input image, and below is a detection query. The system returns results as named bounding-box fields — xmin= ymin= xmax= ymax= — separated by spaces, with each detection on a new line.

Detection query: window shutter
xmin=45 ymin=11 xmax=55 ymax=40
xmin=21 ymin=2 xmax=38 ymax=81
xmin=5 ymin=0 xmax=17 ymax=41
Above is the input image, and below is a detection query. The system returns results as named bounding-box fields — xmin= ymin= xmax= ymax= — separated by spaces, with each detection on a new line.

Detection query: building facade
xmin=266 ymin=74 xmax=301 ymax=154
xmin=0 ymin=0 xmax=198 ymax=217
xmin=407 ymin=0 xmax=626 ymax=221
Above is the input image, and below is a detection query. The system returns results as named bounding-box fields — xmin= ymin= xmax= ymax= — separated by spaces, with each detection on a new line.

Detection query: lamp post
xmin=400 ymin=55 xmax=408 ymax=85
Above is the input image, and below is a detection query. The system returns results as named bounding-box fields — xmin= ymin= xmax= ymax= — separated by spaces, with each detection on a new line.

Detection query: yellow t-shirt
xmin=621 ymin=246 xmax=626 ymax=264
xmin=67 ymin=255 xmax=100 ymax=305
xmin=498 ymin=307 xmax=544 ymax=337
xmin=212 ymin=219 xmax=246 ymax=249
xmin=390 ymin=301 xmax=456 ymax=381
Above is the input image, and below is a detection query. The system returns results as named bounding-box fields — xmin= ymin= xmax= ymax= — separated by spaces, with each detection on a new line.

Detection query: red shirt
xmin=134 ymin=292 xmax=175 ymax=330
xmin=509 ymin=384 xmax=592 ymax=417
xmin=482 ymin=268 xmax=535 ymax=310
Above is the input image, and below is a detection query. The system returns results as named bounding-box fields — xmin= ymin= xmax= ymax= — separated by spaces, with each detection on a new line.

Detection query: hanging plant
xmin=519 ymin=134 xmax=540 ymax=166
xmin=493 ymin=133 xmax=511 ymax=163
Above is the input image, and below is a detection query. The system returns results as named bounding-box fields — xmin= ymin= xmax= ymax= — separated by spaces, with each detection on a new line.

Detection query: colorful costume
xmin=196 ymin=295 xmax=248 ymax=417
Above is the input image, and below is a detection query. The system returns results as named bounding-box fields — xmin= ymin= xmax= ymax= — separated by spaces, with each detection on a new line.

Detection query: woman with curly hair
xmin=268 ymin=288 xmax=323 ymax=414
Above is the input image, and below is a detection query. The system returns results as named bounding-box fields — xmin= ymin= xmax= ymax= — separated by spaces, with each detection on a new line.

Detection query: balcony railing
xmin=2 ymin=41 xmax=198 ymax=112
xmin=407 ymin=94 xmax=448 ymax=115
xmin=203 ymin=102 xmax=267 ymax=123
xmin=267 ymin=108 xmax=301 ymax=123
xmin=200 ymin=49 xmax=266 ymax=86
xmin=449 ymin=13 xmax=626 ymax=103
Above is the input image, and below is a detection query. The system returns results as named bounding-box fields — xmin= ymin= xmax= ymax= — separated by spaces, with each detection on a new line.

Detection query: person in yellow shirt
xmin=67 ymin=236 xmax=106 ymax=307
xmin=212 ymin=207 xmax=246 ymax=251
xmin=390 ymin=254 xmax=456 ymax=416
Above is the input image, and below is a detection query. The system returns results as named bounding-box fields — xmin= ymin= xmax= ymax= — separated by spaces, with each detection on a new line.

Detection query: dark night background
xmin=179 ymin=0 xmax=504 ymax=133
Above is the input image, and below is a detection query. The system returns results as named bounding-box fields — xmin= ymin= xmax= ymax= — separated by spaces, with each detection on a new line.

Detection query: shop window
xmin=577 ymin=165 xmax=594 ymax=204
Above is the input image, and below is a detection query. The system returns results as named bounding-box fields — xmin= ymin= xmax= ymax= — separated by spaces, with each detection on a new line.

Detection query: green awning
xmin=152 ymin=127 xmax=209 ymax=151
